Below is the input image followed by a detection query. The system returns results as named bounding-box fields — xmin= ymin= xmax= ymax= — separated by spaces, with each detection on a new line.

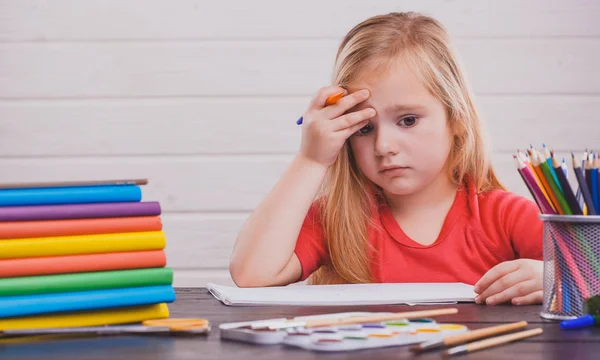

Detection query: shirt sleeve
xmin=293 ymin=202 xmax=329 ymax=281
xmin=502 ymin=193 xmax=544 ymax=260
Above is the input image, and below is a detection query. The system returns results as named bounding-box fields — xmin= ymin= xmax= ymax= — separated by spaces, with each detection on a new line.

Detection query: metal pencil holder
xmin=540 ymin=214 xmax=600 ymax=320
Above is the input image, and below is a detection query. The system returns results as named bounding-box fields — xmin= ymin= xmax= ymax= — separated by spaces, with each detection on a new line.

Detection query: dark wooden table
xmin=1 ymin=288 xmax=600 ymax=359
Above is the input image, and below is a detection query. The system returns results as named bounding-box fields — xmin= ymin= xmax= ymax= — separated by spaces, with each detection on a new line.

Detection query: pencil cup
xmin=539 ymin=214 xmax=600 ymax=320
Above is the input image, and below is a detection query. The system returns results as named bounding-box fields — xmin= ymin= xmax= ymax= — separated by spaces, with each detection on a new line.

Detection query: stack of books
xmin=0 ymin=179 xmax=175 ymax=330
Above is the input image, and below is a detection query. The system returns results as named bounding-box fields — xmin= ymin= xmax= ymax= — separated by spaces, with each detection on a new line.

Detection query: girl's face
xmin=347 ymin=60 xmax=453 ymax=196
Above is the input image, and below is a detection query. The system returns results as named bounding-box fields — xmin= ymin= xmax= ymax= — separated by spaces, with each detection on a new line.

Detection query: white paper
xmin=206 ymin=282 xmax=476 ymax=306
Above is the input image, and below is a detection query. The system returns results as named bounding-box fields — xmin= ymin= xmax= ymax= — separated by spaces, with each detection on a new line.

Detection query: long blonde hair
xmin=309 ymin=12 xmax=504 ymax=285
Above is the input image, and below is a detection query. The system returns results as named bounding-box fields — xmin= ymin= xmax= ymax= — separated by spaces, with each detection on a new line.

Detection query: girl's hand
xmin=473 ymin=259 xmax=543 ymax=306
xmin=299 ymin=86 xmax=376 ymax=168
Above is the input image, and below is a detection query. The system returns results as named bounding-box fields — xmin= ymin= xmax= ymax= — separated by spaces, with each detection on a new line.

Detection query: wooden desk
xmin=2 ymin=288 xmax=599 ymax=359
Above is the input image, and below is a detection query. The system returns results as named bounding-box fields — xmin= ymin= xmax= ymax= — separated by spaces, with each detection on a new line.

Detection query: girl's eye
xmin=398 ymin=116 xmax=418 ymax=128
xmin=355 ymin=123 xmax=373 ymax=136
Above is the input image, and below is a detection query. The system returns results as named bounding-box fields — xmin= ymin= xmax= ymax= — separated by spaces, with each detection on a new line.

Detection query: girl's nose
xmin=374 ymin=129 xmax=399 ymax=157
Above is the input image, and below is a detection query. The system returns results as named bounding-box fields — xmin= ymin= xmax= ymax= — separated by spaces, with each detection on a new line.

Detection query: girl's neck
xmin=383 ymin=173 xmax=458 ymax=215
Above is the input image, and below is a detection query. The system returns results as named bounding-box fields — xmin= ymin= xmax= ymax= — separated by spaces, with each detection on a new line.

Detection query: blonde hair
xmin=309 ymin=12 xmax=504 ymax=285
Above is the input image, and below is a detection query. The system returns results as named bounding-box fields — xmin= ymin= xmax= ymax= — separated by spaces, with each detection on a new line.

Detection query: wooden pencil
xmin=585 ymin=152 xmax=593 ymax=203
xmin=573 ymin=153 xmax=597 ymax=215
xmin=520 ymin=150 xmax=553 ymax=210
xmin=591 ymin=153 xmax=599 ymax=213
xmin=538 ymin=151 xmax=571 ymax=215
xmin=529 ymin=149 xmax=563 ymax=213
xmin=443 ymin=328 xmax=543 ymax=356
xmin=543 ymin=144 xmax=563 ymax=192
xmin=551 ymin=154 xmax=582 ymax=215
xmin=514 ymin=155 xmax=555 ymax=214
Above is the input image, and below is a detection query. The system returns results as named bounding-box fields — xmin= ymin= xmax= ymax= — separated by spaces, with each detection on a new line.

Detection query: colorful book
xmin=0 ymin=201 xmax=161 ymax=222
xmin=0 ymin=185 xmax=142 ymax=207
xmin=0 ymin=303 xmax=169 ymax=330
xmin=0 ymin=216 xmax=162 ymax=239
xmin=0 ymin=268 xmax=173 ymax=296
xmin=0 ymin=250 xmax=166 ymax=278
xmin=0 ymin=285 xmax=176 ymax=318
xmin=0 ymin=231 xmax=166 ymax=259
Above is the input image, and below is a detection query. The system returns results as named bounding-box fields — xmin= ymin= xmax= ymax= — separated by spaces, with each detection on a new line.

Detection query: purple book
xmin=0 ymin=202 xmax=161 ymax=222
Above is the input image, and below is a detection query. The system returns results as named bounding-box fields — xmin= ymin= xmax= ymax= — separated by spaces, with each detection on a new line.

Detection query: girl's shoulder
xmin=475 ymin=187 xmax=539 ymax=217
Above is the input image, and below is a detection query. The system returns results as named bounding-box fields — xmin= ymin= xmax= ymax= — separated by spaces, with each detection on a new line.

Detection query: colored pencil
xmin=514 ymin=156 xmax=555 ymax=214
xmin=538 ymin=152 xmax=571 ymax=215
xmin=519 ymin=150 xmax=554 ymax=211
xmin=529 ymin=149 xmax=562 ymax=213
xmin=551 ymin=155 xmax=582 ymax=215
xmin=544 ymin=144 xmax=563 ymax=192
xmin=572 ymin=153 xmax=597 ymax=215
xmin=296 ymin=91 xmax=344 ymax=125
xmin=591 ymin=153 xmax=599 ymax=213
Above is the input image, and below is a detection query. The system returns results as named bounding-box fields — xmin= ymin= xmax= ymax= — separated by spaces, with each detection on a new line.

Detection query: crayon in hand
xmin=296 ymin=91 xmax=345 ymax=125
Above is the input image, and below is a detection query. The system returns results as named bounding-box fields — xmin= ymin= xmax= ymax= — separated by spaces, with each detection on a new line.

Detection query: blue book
xmin=0 ymin=185 xmax=142 ymax=207
xmin=0 ymin=285 xmax=176 ymax=318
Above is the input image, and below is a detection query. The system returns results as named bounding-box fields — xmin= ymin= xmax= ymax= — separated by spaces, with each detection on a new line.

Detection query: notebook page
xmin=206 ymin=282 xmax=476 ymax=306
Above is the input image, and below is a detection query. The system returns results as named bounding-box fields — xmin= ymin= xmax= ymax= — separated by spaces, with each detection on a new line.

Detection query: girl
xmin=230 ymin=12 xmax=543 ymax=306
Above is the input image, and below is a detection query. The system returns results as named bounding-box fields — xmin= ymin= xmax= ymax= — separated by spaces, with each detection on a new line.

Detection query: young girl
xmin=230 ymin=12 xmax=544 ymax=306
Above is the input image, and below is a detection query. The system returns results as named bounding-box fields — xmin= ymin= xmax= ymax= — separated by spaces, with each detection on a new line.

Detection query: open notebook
xmin=206 ymin=282 xmax=476 ymax=306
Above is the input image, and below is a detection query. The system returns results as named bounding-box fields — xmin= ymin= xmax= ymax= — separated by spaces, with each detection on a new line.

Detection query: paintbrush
xmin=411 ymin=320 xmax=528 ymax=352
xmin=245 ymin=308 xmax=458 ymax=330
xmin=443 ymin=327 xmax=543 ymax=356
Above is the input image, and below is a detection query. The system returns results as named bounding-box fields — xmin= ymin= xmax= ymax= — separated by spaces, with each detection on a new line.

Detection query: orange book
xmin=0 ymin=216 xmax=162 ymax=239
xmin=0 ymin=250 xmax=166 ymax=278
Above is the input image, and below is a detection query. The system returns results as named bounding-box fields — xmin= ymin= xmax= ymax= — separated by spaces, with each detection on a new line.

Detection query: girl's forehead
xmin=348 ymin=59 xmax=430 ymax=102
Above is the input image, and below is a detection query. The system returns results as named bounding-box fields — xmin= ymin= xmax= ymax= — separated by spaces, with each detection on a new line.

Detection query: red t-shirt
xmin=294 ymin=181 xmax=543 ymax=285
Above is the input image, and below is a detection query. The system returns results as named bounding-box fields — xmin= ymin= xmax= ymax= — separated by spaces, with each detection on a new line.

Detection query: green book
xmin=0 ymin=268 xmax=173 ymax=296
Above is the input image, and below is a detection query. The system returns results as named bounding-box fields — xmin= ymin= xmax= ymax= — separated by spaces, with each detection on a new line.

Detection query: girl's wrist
xmin=294 ymin=153 xmax=329 ymax=176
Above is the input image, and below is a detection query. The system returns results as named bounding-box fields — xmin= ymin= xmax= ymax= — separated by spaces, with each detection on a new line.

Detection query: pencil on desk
xmin=411 ymin=321 xmax=528 ymax=352
xmin=296 ymin=91 xmax=345 ymax=125
xmin=442 ymin=328 xmax=543 ymax=356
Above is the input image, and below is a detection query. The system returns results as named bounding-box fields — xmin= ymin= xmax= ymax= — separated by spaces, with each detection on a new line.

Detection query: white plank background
xmin=0 ymin=0 xmax=598 ymax=287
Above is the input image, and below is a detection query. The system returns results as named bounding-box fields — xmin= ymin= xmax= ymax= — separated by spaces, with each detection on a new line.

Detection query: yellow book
xmin=0 ymin=303 xmax=169 ymax=330
xmin=0 ymin=231 xmax=166 ymax=259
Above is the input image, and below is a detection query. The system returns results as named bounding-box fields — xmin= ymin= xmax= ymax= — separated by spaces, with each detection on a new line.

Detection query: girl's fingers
xmin=340 ymin=119 xmax=370 ymax=139
xmin=484 ymin=279 xmax=539 ymax=305
xmin=330 ymin=107 xmax=377 ymax=132
xmin=309 ymin=86 xmax=347 ymax=111
xmin=511 ymin=290 xmax=543 ymax=306
xmin=322 ymin=89 xmax=371 ymax=120
xmin=475 ymin=268 xmax=528 ymax=304
xmin=474 ymin=260 xmax=521 ymax=294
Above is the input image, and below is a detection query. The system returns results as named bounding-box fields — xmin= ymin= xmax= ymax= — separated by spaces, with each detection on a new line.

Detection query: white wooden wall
xmin=0 ymin=1 xmax=598 ymax=287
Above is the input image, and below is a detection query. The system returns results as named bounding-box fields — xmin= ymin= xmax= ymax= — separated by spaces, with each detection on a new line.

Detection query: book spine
xmin=0 ymin=202 xmax=162 ymax=222
xmin=0 ymin=268 xmax=173 ymax=296
xmin=0 ymin=250 xmax=167 ymax=278
xmin=0 ymin=303 xmax=170 ymax=330
xmin=0 ymin=231 xmax=166 ymax=259
xmin=0 ymin=185 xmax=142 ymax=207
xmin=0 ymin=285 xmax=176 ymax=318
xmin=0 ymin=216 xmax=162 ymax=239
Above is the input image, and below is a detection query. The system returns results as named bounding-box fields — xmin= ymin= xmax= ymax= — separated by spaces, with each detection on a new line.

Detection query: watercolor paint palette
xmin=219 ymin=312 xmax=468 ymax=352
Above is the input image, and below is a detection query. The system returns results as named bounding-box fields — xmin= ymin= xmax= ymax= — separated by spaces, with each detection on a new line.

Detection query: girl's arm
xmin=229 ymin=154 xmax=328 ymax=287
xmin=229 ymin=86 xmax=376 ymax=287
